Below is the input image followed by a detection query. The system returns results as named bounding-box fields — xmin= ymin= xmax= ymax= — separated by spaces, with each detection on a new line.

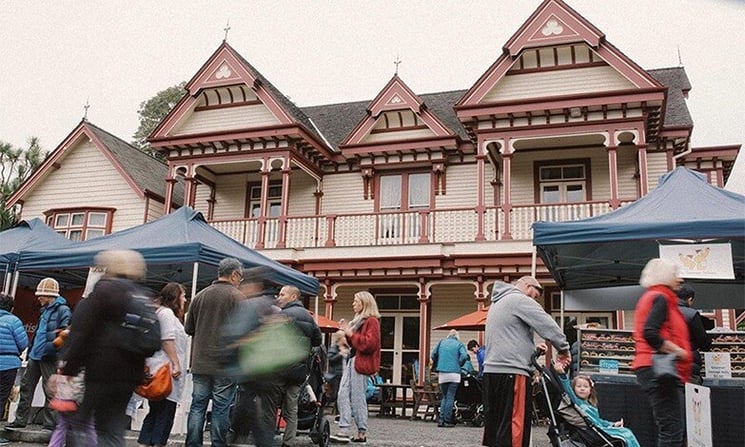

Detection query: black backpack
xmin=111 ymin=280 xmax=161 ymax=357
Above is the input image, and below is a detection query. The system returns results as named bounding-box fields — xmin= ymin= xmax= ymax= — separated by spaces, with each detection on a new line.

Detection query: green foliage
xmin=0 ymin=137 xmax=46 ymax=230
xmin=132 ymin=81 xmax=187 ymax=160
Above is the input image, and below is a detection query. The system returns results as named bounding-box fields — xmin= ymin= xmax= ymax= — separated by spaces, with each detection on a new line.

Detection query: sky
xmin=1 ymin=1 xmax=743 ymax=165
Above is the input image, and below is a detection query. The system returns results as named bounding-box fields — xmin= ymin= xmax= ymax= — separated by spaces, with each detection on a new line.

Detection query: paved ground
xmin=1 ymin=418 xmax=555 ymax=446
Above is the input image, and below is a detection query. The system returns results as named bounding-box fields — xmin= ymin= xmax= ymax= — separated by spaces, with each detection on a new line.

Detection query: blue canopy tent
xmin=16 ymin=207 xmax=319 ymax=296
xmin=533 ymin=167 xmax=745 ymax=310
xmin=0 ymin=218 xmax=76 ymax=293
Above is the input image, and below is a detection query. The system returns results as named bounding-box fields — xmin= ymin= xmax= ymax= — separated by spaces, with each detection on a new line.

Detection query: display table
xmin=592 ymin=374 xmax=744 ymax=447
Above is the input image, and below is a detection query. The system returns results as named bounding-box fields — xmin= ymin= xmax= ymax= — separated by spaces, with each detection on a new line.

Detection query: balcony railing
xmin=209 ymin=200 xmax=626 ymax=249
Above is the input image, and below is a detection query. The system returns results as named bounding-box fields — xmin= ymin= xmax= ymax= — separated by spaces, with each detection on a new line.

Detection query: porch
xmin=209 ymin=200 xmax=627 ymax=249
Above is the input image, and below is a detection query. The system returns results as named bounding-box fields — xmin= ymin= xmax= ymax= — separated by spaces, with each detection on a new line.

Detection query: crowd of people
xmin=0 ymin=254 xmax=718 ymax=447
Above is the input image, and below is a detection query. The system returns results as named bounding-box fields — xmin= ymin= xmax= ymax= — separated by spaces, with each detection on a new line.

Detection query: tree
xmin=0 ymin=137 xmax=46 ymax=230
xmin=132 ymin=82 xmax=187 ymax=159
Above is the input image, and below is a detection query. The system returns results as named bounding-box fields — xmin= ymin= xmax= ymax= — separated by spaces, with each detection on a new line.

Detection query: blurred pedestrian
xmin=325 ymin=330 xmax=349 ymax=407
xmin=0 ymin=293 xmax=27 ymax=443
xmin=222 ymin=267 xmax=279 ymax=447
xmin=431 ymin=330 xmax=469 ymax=427
xmin=632 ymin=258 xmax=691 ymax=447
xmin=330 ymin=291 xmax=381 ymax=444
xmin=61 ymin=249 xmax=153 ymax=447
xmin=184 ymin=257 xmax=244 ymax=447
xmin=9 ymin=278 xmax=70 ymax=431
xmin=482 ymin=276 xmax=570 ymax=447
xmin=276 ymin=285 xmax=322 ymax=447
xmin=137 ymin=282 xmax=188 ymax=447
xmin=466 ymin=339 xmax=485 ymax=378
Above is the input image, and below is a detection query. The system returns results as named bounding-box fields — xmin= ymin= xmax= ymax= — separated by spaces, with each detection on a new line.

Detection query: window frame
xmin=533 ymin=158 xmax=592 ymax=204
xmin=375 ymin=171 xmax=433 ymax=212
xmin=245 ymin=181 xmax=282 ymax=218
xmin=45 ymin=207 xmax=114 ymax=241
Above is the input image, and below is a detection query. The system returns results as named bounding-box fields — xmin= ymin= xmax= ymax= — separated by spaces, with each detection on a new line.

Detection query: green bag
xmin=238 ymin=320 xmax=310 ymax=379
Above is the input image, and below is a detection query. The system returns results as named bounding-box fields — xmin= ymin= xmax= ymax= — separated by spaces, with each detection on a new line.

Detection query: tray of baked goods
xmin=578 ymin=328 xmax=635 ymax=375
xmin=704 ymin=331 xmax=745 ymax=378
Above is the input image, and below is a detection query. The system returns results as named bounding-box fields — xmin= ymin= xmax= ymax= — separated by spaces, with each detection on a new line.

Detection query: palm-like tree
xmin=0 ymin=137 xmax=45 ymax=230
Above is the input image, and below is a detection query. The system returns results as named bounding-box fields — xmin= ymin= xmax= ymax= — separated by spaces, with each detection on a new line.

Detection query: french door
xmin=379 ymin=313 xmax=420 ymax=385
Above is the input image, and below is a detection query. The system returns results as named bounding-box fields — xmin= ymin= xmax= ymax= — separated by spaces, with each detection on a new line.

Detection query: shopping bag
xmin=135 ymin=363 xmax=172 ymax=401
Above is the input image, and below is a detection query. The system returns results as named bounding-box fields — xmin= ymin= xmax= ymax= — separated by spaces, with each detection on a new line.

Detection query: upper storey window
xmin=539 ymin=163 xmax=587 ymax=203
xmin=46 ymin=209 xmax=113 ymax=241
xmin=379 ymin=172 xmax=431 ymax=211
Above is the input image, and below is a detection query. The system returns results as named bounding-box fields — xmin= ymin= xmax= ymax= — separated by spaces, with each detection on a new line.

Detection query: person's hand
xmin=172 ymin=363 xmax=182 ymax=379
xmin=556 ymin=350 xmax=571 ymax=370
xmin=554 ymin=362 xmax=566 ymax=374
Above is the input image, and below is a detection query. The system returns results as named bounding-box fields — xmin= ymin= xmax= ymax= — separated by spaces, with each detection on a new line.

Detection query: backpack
xmin=111 ymin=281 xmax=161 ymax=357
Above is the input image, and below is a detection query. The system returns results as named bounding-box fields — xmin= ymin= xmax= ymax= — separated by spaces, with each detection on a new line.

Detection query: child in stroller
xmin=453 ymin=370 xmax=484 ymax=426
xmin=532 ymin=349 xmax=639 ymax=447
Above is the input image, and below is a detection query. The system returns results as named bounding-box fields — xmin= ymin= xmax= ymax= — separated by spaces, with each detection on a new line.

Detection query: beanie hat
xmin=36 ymin=278 xmax=60 ymax=296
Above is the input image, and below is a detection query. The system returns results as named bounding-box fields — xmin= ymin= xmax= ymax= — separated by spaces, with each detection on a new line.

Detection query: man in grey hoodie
xmin=482 ymin=276 xmax=571 ymax=447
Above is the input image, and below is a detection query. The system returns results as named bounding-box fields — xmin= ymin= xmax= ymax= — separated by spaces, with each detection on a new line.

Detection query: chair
xmin=410 ymin=378 xmax=441 ymax=421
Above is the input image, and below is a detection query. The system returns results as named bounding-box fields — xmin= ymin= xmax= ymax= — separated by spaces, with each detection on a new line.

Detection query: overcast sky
xmin=1 ymin=0 xmax=743 ymax=159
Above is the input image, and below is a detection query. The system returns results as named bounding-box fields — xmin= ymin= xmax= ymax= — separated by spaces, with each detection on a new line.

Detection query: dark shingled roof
xmin=85 ymin=122 xmax=184 ymax=203
xmin=648 ymin=67 xmax=693 ymax=128
xmin=301 ymin=89 xmax=469 ymax=150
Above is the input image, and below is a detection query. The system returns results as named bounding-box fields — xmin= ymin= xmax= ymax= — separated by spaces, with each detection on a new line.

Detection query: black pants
xmin=635 ymin=367 xmax=685 ymax=447
xmin=481 ymin=373 xmax=531 ymax=447
xmin=15 ymin=358 xmax=56 ymax=427
xmin=232 ymin=380 xmax=283 ymax=447
xmin=70 ymin=381 xmax=136 ymax=447
xmin=138 ymin=398 xmax=177 ymax=446
xmin=0 ymin=368 xmax=18 ymax=419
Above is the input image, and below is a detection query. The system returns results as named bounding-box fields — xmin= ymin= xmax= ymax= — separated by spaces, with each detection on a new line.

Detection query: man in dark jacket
xmin=9 ymin=277 xmax=70 ymax=431
xmin=276 ymin=285 xmax=321 ymax=447
xmin=677 ymin=284 xmax=713 ymax=384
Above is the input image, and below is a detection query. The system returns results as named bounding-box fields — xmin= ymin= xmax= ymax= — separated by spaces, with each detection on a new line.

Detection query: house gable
xmin=341 ymin=75 xmax=456 ymax=150
xmin=149 ymin=42 xmax=294 ymax=141
xmin=458 ymin=0 xmax=662 ymax=108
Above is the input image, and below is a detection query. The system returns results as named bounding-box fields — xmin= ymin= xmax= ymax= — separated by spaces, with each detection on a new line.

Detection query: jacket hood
xmin=490 ymin=281 xmax=521 ymax=303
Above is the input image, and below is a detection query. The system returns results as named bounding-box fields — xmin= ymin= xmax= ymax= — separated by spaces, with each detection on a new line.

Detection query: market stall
xmin=533 ymin=168 xmax=745 ymax=447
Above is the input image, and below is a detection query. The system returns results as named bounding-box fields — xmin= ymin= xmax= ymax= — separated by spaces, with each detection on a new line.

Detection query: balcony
xmin=210 ymin=200 xmax=625 ymax=249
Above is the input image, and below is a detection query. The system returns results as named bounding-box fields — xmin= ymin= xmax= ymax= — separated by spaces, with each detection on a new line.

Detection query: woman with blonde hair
xmin=330 ymin=291 xmax=381 ymax=443
xmin=632 ymin=258 xmax=691 ymax=447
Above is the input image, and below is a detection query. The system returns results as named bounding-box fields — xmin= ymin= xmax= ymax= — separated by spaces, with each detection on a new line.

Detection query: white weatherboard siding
xmin=483 ymin=65 xmax=636 ymax=103
xmin=429 ymin=283 xmax=481 ymax=348
xmin=193 ymin=183 xmax=211 ymax=215
xmin=210 ymin=174 xmax=248 ymax=220
xmin=146 ymin=200 xmax=164 ymax=222
xmin=617 ymin=147 xmax=640 ymax=199
xmin=173 ymin=104 xmax=280 ymax=136
xmin=288 ymin=172 xmax=317 ymax=216
xmin=19 ymin=140 xmax=147 ymax=232
xmin=436 ymin=164 xmax=479 ymax=208
xmin=361 ymin=127 xmax=436 ymax=144
xmin=646 ymin=153 xmax=669 ymax=191
xmin=320 ymin=173 xmax=371 ymax=215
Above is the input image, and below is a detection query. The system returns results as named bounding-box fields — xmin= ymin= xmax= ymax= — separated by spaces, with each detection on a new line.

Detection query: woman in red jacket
xmin=330 ymin=291 xmax=381 ymax=444
xmin=632 ymin=258 xmax=691 ymax=447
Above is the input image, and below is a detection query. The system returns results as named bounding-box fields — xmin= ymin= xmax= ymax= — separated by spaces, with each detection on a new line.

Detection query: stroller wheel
xmin=316 ymin=417 xmax=331 ymax=447
xmin=472 ymin=413 xmax=484 ymax=427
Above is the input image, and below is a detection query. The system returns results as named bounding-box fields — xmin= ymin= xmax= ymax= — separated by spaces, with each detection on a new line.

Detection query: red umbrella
xmin=309 ymin=311 xmax=340 ymax=333
xmin=433 ymin=308 xmax=488 ymax=331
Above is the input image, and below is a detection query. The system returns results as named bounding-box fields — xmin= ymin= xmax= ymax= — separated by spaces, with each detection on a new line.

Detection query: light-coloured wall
xmin=617 ymin=147 xmax=640 ymax=199
xmin=646 ymin=152 xmax=669 ymax=191
xmin=436 ymin=164 xmax=478 ymax=208
xmin=211 ymin=174 xmax=248 ymax=220
xmin=429 ymin=283 xmax=481 ymax=348
xmin=174 ymin=104 xmax=280 ymax=136
xmin=146 ymin=200 xmax=164 ymax=222
xmin=320 ymin=173 xmax=372 ymax=215
xmin=20 ymin=140 xmax=146 ymax=232
xmin=483 ymin=65 xmax=634 ymax=103
xmin=362 ymin=128 xmax=435 ymax=143
xmin=288 ymin=171 xmax=317 ymax=216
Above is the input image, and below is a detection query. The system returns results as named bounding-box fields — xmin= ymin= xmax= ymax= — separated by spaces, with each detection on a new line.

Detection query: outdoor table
xmin=375 ymin=383 xmax=413 ymax=418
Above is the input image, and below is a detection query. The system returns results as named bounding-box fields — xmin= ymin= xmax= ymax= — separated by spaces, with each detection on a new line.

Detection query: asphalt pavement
xmin=1 ymin=418 xmax=556 ymax=446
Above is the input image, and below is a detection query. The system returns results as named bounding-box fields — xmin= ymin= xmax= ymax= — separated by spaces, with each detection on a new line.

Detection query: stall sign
xmin=685 ymin=383 xmax=712 ymax=447
xmin=703 ymin=352 xmax=731 ymax=378
xmin=659 ymin=243 xmax=734 ymax=279
xmin=598 ymin=359 xmax=619 ymax=374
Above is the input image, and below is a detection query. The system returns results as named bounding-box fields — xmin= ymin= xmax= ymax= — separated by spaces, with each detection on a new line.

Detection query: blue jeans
xmin=438 ymin=381 xmax=459 ymax=424
xmin=186 ymin=374 xmax=236 ymax=447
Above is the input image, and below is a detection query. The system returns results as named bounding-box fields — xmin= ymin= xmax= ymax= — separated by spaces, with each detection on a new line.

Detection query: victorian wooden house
xmin=9 ymin=0 xmax=740 ymax=384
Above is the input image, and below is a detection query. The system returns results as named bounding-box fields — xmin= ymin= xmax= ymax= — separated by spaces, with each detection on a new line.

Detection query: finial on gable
xmin=223 ymin=20 xmax=231 ymax=42
xmin=83 ymin=98 xmax=90 ymax=122
xmin=394 ymin=54 xmax=402 ymax=76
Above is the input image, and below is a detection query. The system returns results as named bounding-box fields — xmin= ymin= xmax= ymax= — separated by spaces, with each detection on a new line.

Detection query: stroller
xmin=531 ymin=350 xmax=626 ymax=447
xmin=453 ymin=370 xmax=484 ymax=426
xmin=281 ymin=345 xmax=331 ymax=447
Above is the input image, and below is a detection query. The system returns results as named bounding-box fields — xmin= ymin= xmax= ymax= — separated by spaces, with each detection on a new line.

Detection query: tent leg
xmin=190 ymin=262 xmax=199 ymax=301
xmin=10 ymin=271 xmax=19 ymax=297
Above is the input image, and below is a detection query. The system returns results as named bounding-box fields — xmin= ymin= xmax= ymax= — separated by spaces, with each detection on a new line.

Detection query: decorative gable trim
xmin=7 ymin=121 xmax=145 ymax=205
xmin=150 ymin=42 xmax=292 ymax=141
xmin=457 ymin=0 xmax=662 ymax=108
xmin=341 ymin=75 xmax=453 ymax=147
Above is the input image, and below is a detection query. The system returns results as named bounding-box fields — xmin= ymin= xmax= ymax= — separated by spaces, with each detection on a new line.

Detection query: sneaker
xmin=5 ymin=421 xmax=26 ymax=429
xmin=437 ymin=422 xmax=455 ymax=428
xmin=330 ymin=432 xmax=351 ymax=443
xmin=0 ymin=437 xmax=9 ymax=445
